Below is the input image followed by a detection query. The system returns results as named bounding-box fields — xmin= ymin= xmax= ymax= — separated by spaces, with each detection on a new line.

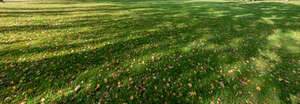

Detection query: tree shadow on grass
xmin=0 ymin=1 xmax=299 ymax=103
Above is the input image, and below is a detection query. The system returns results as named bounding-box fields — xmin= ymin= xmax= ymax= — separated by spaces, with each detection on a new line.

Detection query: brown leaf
xmin=118 ymin=82 xmax=121 ymax=87
xmin=130 ymin=96 xmax=134 ymax=100
xmin=95 ymin=84 xmax=100 ymax=91
xmin=219 ymin=82 xmax=225 ymax=88
xmin=28 ymin=89 xmax=33 ymax=93
xmin=189 ymin=91 xmax=196 ymax=96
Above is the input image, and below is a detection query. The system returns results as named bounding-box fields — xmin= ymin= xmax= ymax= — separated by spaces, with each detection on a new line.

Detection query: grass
xmin=0 ymin=0 xmax=299 ymax=103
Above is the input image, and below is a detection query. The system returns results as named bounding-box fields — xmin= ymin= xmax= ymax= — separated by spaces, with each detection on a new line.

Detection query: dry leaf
xmin=129 ymin=77 xmax=132 ymax=81
xmin=28 ymin=89 xmax=33 ymax=93
xmin=41 ymin=98 xmax=45 ymax=103
xmin=188 ymin=83 xmax=192 ymax=87
xmin=256 ymin=86 xmax=261 ymax=91
xmin=130 ymin=96 xmax=134 ymax=100
xmin=189 ymin=91 xmax=196 ymax=96
xmin=219 ymin=82 xmax=225 ymax=88
xmin=104 ymin=78 xmax=108 ymax=83
xmin=95 ymin=84 xmax=100 ymax=91
xmin=118 ymin=82 xmax=121 ymax=87
xmin=74 ymin=85 xmax=81 ymax=92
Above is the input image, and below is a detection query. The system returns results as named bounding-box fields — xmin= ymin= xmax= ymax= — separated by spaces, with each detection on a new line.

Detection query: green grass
xmin=0 ymin=0 xmax=299 ymax=103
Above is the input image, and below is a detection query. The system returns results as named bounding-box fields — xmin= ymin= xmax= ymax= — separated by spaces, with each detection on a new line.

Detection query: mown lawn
xmin=0 ymin=0 xmax=299 ymax=103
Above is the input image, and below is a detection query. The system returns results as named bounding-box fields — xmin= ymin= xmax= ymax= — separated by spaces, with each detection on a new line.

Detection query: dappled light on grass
xmin=0 ymin=0 xmax=299 ymax=103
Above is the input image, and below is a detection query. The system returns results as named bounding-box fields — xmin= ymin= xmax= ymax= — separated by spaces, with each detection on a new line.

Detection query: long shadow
xmin=0 ymin=1 xmax=299 ymax=103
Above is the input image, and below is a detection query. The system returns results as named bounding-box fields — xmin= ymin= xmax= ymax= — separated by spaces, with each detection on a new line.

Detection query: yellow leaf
xmin=256 ymin=86 xmax=261 ymax=91
xmin=95 ymin=84 xmax=100 ymax=90
xmin=190 ymin=91 xmax=196 ymax=96
xmin=130 ymin=96 xmax=134 ymax=100
xmin=286 ymin=97 xmax=290 ymax=101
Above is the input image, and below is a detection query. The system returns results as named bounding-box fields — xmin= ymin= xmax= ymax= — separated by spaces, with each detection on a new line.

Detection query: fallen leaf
xmin=41 ymin=98 xmax=45 ymax=103
xmin=4 ymin=97 xmax=12 ymax=102
xmin=95 ymin=84 xmax=100 ymax=91
xmin=256 ymin=86 xmax=261 ymax=91
xmin=189 ymin=91 xmax=196 ymax=96
xmin=188 ymin=83 xmax=192 ymax=87
xmin=74 ymin=85 xmax=81 ymax=92
xmin=28 ymin=89 xmax=33 ymax=93
xmin=286 ymin=97 xmax=290 ymax=101
xmin=219 ymin=82 xmax=225 ymax=88
xmin=279 ymin=77 xmax=283 ymax=81
xmin=104 ymin=78 xmax=108 ymax=83
xmin=228 ymin=69 xmax=234 ymax=73
xmin=129 ymin=77 xmax=132 ymax=81
xmin=118 ymin=82 xmax=121 ymax=87
xmin=130 ymin=96 xmax=134 ymax=100
xmin=179 ymin=92 xmax=183 ymax=97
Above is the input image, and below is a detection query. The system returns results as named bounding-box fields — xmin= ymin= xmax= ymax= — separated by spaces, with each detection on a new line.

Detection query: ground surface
xmin=0 ymin=0 xmax=299 ymax=103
